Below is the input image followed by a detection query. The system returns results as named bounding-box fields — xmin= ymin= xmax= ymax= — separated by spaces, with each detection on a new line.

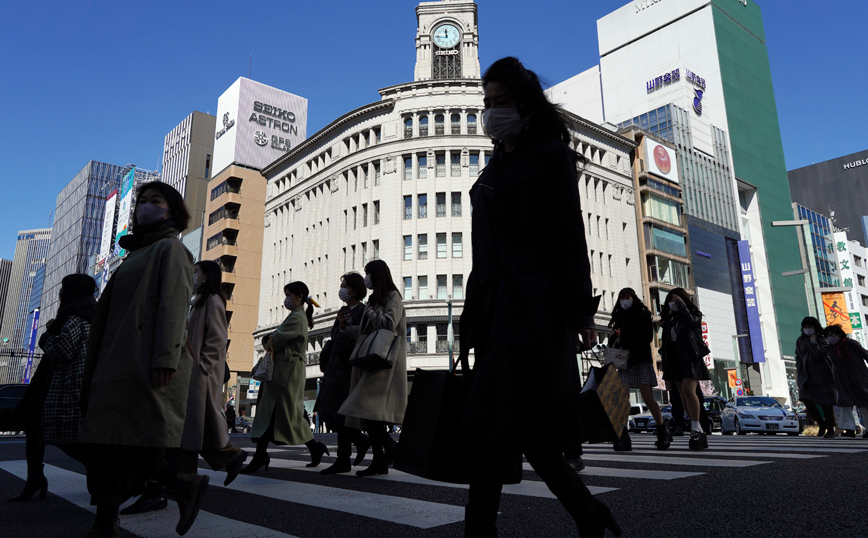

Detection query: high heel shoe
xmin=239 ymin=452 xmax=270 ymax=474
xmin=224 ymin=451 xmax=248 ymax=486
xmin=576 ymin=497 xmax=623 ymax=538
xmin=306 ymin=441 xmax=330 ymax=468
xmin=353 ymin=436 xmax=371 ymax=466
xmin=8 ymin=476 xmax=48 ymax=502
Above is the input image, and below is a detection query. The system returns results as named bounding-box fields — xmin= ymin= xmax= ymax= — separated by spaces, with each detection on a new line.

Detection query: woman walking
xmin=608 ymin=288 xmax=669 ymax=451
xmin=825 ymin=325 xmax=868 ymax=438
xmin=796 ymin=317 xmax=838 ymax=438
xmin=240 ymin=282 xmax=328 ymax=474
xmin=317 ymin=272 xmax=371 ymax=474
xmin=458 ymin=57 xmax=621 ymax=537
xmin=8 ymin=274 xmax=96 ymax=502
xmin=80 ymin=182 xmax=207 ymax=538
xmin=660 ymin=288 xmax=711 ymax=451
xmin=338 ymin=260 xmax=407 ymax=477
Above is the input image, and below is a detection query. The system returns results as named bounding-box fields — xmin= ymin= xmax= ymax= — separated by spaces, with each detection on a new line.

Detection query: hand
xmin=809 ymin=334 xmax=817 ymax=342
xmin=576 ymin=328 xmax=598 ymax=351
xmin=150 ymin=368 xmax=174 ymax=389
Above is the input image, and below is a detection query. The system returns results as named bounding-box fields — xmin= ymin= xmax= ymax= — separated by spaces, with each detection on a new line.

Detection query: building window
xmin=451 ymin=193 xmax=462 ymax=216
xmin=373 ymin=240 xmax=379 ymax=259
xmin=418 ymin=194 xmax=428 ymax=218
xmin=404 ymin=118 xmax=413 ymax=139
xmin=451 ymin=114 xmax=461 ymax=135
xmin=451 ymin=153 xmax=461 ymax=177
xmin=435 ymin=114 xmax=445 ymax=135
xmin=418 ymin=234 xmax=428 ymax=260
xmin=437 ymin=275 xmax=448 ymax=299
xmin=452 ymin=233 xmax=463 ymax=258
xmin=205 ymin=154 xmax=211 ymax=179
xmin=641 ymin=192 xmax=682 ymax=226
xmin=374 ymin=201 xmax=380 ymax=225
xmin=467 ymin=114 xmax=477 ymax=135
xmin=351 ymin=245 xmax=356 ymax=268
xmin=374 ymin=163 xmax=381 ymax=185
xmin=644 ymin=224 xmax=687 ymax=258
xmin=437 ymin=233 xmax=447 ymax=258
xmin=436 ymin=193 xmax=447 ymax=217
xmin=469 ymin=154 xmax=479 ymax=176
xmin=855 ymin=256 xmax=863 ymax=268
xmin=352 ymin=206 xmax=357 ymax=230
xmin=404 ymin=196 xmax=412 ymax=220
xmin=862 ymin=295 xmax=868 ymax=308
xmin=363 ymin=168 xmax=369 ymax=189
xmin=452 ymin=275 xmax=464 ymax=299
xmin=404 ymin=277 xmax=413 ymax=300
xmin=436 ymin=154 xmax=446 ymax=177
xmin=404 ymin=156 xmax=413 ymax=181
xmin=419 ymin=276 xmax=428 ymax=300
xmin=859 ymin=275 xmax=866 ymax=287
xmin=374 ymin=128 xmax=381 ymax=143
xmin=419 ymin=116 xmax=429 ymax=137
xmin=362 ymin=242 xmax=368 ymax=265
xmin=404 ymin=236 xmax=412 ymax=261
xmin=362 ymin=204 xmax=368 ymax=227
xmin=418 ymin=155 xmax=427 ymax=179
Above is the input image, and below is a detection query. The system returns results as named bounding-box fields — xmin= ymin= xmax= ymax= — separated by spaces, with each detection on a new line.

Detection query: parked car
xmin=703 ymin=396 xmax=727 ymax=432
xmin=0 ymin=383 xmax=28 ymax=433
xmin=233 ymin=416 xmax=253 ymax=434
xmin=720 ymin=396 xmax=800 ymax=435
xmin=788 ymin=404 xmax=808 ymax=432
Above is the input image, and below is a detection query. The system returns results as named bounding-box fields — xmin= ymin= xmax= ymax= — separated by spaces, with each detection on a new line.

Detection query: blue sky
xmin=1 ymin=0 xmax=866 ymax=260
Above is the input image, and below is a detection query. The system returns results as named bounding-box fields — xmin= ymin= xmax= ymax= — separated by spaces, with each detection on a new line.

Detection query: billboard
xmin=97 ymin=189 xmax=118 ymax=264
xmin=212 ymin=77 xmax=308 ymax=175
xmin=737 ymin=240 xmax=766 ymax=363
xmin=822 ymin=291 xmax=853 ymax=333
xmin=114 ymin=168 xmax=136 ymax=258
xmin=644 ymin=139 xmax=678 ymax=183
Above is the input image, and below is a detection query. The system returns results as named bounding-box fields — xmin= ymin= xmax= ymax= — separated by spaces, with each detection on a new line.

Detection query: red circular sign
xmin=653 ymin=144 xmax=671 ymax=174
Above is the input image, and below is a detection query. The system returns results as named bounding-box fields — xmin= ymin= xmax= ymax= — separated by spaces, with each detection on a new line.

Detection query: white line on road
xmin=581 ymin=448 xmax=821 ymax=459
xmin=577 ymin=453 xmax=772 ymax=467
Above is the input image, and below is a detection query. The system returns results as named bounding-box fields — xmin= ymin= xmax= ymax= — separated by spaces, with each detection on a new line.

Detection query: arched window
xmin=419 ymin=116 xmax=429 ymax=137
xmin=404 ymin=118 xmax=413 ymax=139
xmin=451 ymin=114 xmax=461 ymax=134
xmin=435 ymin=114 xmax=445 ymax=135
xmin=467 ymin=114 xmax=477 ymax=134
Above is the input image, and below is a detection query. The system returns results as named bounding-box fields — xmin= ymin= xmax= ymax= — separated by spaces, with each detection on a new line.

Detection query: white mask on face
xmin=802 ymin=328 xmax=815 ymax=336
xmin=668 ymin=302 xmax=679 ymax=312
xmin=193 ymin=274 xmax=199 ymax=286
xmin=364 ymin=275 xmax=374 ymax=290
xmin=339 ymin=288 xmax=352 ymax=303
xmin=827 ymin=335 xmax=840 ymax=345
xmin=483 ymin=107 xmax=525 ymax=141
xmin=620 ymin=299 xmax=633 ymax=310
xmin=284 ymin=297 xmax=295 ymax=310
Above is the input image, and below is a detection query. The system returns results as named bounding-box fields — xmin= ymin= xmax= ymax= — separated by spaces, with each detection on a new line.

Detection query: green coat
xmin=80 ymin=229 xmax=194 ymax=448
xmin=251 ymin=306 xmax=313 ymax=446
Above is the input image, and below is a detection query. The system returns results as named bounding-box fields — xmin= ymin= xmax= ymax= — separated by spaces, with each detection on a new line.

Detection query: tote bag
xmin=580 ymin=364 xmax=629 ymax=443
xmin=347 ymin=315 xmax=397 ymax=372
xmin=251 ymin=341 xmax=274 ymax=382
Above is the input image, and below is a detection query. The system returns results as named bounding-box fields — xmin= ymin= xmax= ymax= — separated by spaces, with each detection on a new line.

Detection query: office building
xmin=0 ymin=259 xmax=11 ymax=332
xmin=788 ymin=149 xmax=868 ymax=247
xmin=40 ymin=161 xmax=125 ymax=335
xmin=832 ymin=233 xmax=868 ymax=349
xmin=0 ymin=229 xmax=51 ymax=353
xmin=161 ymin=111 xmax=217 ymax=231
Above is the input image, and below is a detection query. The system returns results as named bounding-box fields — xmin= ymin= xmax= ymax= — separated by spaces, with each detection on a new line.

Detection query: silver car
xmin=720 ymin=396 xmax=800 ymax=436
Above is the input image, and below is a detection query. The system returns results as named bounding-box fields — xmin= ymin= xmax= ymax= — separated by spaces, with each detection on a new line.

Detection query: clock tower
xmin=414 ymin=0 xmax=480 ymax=81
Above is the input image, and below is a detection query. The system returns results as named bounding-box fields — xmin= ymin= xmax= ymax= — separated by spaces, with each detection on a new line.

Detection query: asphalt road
xmin=1 ymin=432 xmax=866 ymax=538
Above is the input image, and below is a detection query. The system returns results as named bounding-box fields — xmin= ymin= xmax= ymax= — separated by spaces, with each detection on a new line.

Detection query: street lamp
xmin=771 ymin=219 xmax=820 ymax=319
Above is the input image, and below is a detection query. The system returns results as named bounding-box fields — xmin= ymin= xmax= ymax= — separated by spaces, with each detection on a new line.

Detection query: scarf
xmin=118 ymin=221 xmax=181 ymax=252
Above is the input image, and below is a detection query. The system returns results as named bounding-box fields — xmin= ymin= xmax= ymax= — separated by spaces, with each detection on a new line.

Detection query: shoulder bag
xmin=600 ymin=346 xmax=630 ymax=371
xmin=348 ymin=313 xmax=398 ymax=372
xmin=251 ymin=339 xmax=274 ymax=382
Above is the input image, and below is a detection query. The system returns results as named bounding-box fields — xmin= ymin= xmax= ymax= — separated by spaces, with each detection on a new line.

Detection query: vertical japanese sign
xmin=24 ymin=309 xmax=40 ymax=383
xmin=97 ymin=189 xmax=118 ymax=265
xmin=114 ymin=168 xmax=136 ymax=258
xmin=701 ymin=321 xmax=712 ymax=367
xmin=737 ymin=241 xmax=766 ymax=362
xmin=822 ymin=291 xmax=853 ymax=333
xmin=832 ymin=232 xmax=862 ymax=335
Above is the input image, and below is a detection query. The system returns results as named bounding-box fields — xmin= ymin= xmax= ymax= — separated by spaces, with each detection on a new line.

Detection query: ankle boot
xmin=321 ymin=458 xmax=352 ymax=475
xmin=612 ymin=430 xmax=632 ymax=452
xmin=239 ymin=451 xmax=270 ymax=474
xmin=655 ymin=424 xmax=672 ymax=450
xmin=8 ymin=475 xmax=48 ymax=502
xmin=173 ymin=474 xmax=209 ymax=536
xmin=356 ymin=455 xmax=389 ymax=477
xmin=353 ymin=435 xmax=371 ymax=466
xmin=306 ymin=441 xmax=330 ymax=468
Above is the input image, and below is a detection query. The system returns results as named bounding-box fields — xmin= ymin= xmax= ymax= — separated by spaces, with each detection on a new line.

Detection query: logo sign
xmin=737 ymin=241 xmax=766 ymax=363
xmin=693 ymin=89 xmax=704 ymax=115
xmin=646 ymin=68 xmax=680 ymax=93
xmin=215 ymin=112 xmax=235 ymax=140
xmin=635 ymin=0 xmax=663 ymax=13
xmin=822 ymin=291 xmax=853 ymax=333
xmin=701 ymin=321 xmax=712 ymax=367
xmin=644 ymin=139 xmax=679 ymax=183
xmin=850 ymin=313 xmax=863 ymax=330
xmin=843 ymin=157 xmax=868 ymax=170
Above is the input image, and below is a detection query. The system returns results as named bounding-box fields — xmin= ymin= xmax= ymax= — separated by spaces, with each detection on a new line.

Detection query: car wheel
xmin=735 ymin=418 xmax=746 ymax=435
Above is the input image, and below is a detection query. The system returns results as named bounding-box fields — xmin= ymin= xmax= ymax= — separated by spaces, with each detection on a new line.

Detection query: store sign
xmin=833 ymin=231 xmax=861 ymax=332
xmin=644 ymin=139 xmax=679 ymax=183
xmin=646 ymin=69 xmax=680 ymax=93
xmin=727 ymin=369 xmax=738 ymax=388
xmin=701 ymin=322 xmax=712 ymax=367
xmin=97 ymin=189 xmax=117 ymax=265
xmin=215 ymin=112 xmax=235 ymax=140
xmin=843 ymin=157 xmax=868 ymax=170
xmin=737 ymin=240 xmax=766 ymax=363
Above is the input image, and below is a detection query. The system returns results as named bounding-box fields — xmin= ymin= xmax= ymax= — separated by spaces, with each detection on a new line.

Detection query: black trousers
xmin=335 ymin=425 xmax=366 ymax=460
xmin=364 ymin=421 xmax=396 ymax=461
xmin=801 ymin=398 xmax=836 ymax=429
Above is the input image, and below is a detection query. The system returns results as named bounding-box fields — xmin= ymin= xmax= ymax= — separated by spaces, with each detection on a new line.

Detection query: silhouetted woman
xmin=241 ymin=281 xmax=329 ymax=473
xmin=8 ymin=274 xmax=96 ymax=502
xmin=660 ymin=288 xmax=711 ymax=451
xmin=458 ymin=57 xmax=621 ymax=538
xmin=80 ymin=182 xmax=206 ymax=538
xmin=317 ymin=272 xmax=371 ymax=474
xmin=796 ymin=317 xmax=837 ymax=438
xmin=825 ymin=324 xmax=868 ymax=438
xmin=338 ymin=259 xmax=407 ymax=477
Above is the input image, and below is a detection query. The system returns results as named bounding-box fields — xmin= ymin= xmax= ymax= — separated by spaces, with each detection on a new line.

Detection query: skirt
xmin=619 ymin=362 xmax=658 ymax=387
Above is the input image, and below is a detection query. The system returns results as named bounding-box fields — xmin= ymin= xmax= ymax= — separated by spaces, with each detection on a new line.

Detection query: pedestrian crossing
xmin=1 ymin=434 xmax=866 ymax=537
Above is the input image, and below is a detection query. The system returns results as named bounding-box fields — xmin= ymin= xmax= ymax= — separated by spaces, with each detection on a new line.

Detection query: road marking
xmin=624 ymin=441 xmax=866 ymax=454
xmin=581 ymin=448 xmax=821 ymax=459
xmin=0 ymin=461 xmax=299 ymax=538
xmin=576 ymin=453 xmax=772 ymax=467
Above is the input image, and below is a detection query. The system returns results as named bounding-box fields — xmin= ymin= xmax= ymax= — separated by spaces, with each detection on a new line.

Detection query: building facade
xmin=832 ymin=232 xmax=868 ymax=348
xmin=40 ymin=161 xmax=125 ymax=336
xmin=0 ymin=259 xmax=11 ymax=331
xmin=252 ymin=0 xmax=641 ymax=409
xmin=161 ymin=111 xmax=217 ymax=231
xmin=0 ymin=229 xmax=51 ymax=353
xmin=548 ymin=0 xmax=798 ymax=401
xmin=788 ymin=148 xmax=868 ymax=247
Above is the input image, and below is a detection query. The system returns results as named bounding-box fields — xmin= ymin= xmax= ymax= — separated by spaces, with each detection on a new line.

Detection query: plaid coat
xmin=795 ymin=335 xmax=837 ymax=406
xmin=41 ymin=314 xmax=90 ymax=446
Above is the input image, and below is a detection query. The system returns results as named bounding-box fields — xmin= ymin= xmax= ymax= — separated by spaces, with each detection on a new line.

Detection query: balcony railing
xmin=404 ymin=128 xmax=413 ymax=139
xmin=436 ymin=340 xmax=460 ymax=354
xmin=468 ymin=124 xmax=477 ymax=135
xmin=435 ymin=125 xmax=445 ymax=135
xmin=436 ymin=204 xmax=447 ymax=217
xmin=419 ymin=126 xmax=428 ymax=137
xmin=452 ymin=204 xmax=462 ymax=217
xmin=407 ymin=342 xmax=427 ymax=355
xmin=436 ymin=164 xmax=446 ymax=177
xmin=404 ymin=168 xmax=412 ymax=181
xmin=451 ymin=125 xmax=461 ymax=135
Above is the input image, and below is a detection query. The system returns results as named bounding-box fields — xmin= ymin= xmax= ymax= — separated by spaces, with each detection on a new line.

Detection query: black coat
xmin=459 ymin=137 xmax=595 ymax=476
xmin=660 ymin=308 xmax=710 ymax=381
xmin=795 ymin=335 xmax=836 ymax=406
xmin=611 ymin=307 xmax=653 ymax=366
xmin=315 ymin=303 xmax=364 ymax=428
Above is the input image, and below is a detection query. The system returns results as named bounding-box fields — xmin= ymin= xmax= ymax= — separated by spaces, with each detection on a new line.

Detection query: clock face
xmin=433 ymin=24 xmax=460 ymax=49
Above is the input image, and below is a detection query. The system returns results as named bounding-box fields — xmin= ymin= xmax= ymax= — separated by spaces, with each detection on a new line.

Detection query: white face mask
xmin=802 ymin=328 xmax=815 ymax=336
xmin=339 ymin=288 xmax=353 ymax=303
xmin=483 ymin=107 xmax=525 ymax=141
xmin=284 ymin=296 xmax=295 ymax=310
xmin=620 ymin=299 xmax=633 ymax=310
xmin=827 ymin=335 xmax=840 ymax=345
xmin=668 ymin=302 xmax=679 ymax=312
xmin=364 ymin=275 xmax=374 ymax=290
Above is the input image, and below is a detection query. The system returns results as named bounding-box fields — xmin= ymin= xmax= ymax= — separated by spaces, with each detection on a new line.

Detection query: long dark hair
xmin=608 ymin=287 xmax=650 ymax=328
xmin=801 ymin=316 xmax=825 ymax=337
xmin=364 ymin=259 xmax=399 ymax=307
xmin=133 ymin=181 xmax=191 ymax=233
xmin=482 ymin=57 xmax=571 ymax=148
xmin=661 ymin=287 xmax=700 ymax=319
xmin=285 ymin=281 xmax=315 ymax=329
xmin=825 ymin=324 xmax=846 ymax=338
xmin=194 ymin=260 xmax=226 ymax=309
xmin=59 ymin=274 xmax=97 ymax=307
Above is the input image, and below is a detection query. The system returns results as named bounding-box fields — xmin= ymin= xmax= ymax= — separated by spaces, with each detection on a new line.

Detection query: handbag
xmin=600 ymin=347 xmax=630 ymax=371
xmin=347 ymin=315 xmax=397 ymax=372
xmin=251 ymin=340 xmax=274 ymax=382
xmin=394 ymin=352 xmax=522 ymax=485
xmin=580 ymin=363 xmax=629 ymax=443
xmin=688 ymin=324 xmax=711 ymax=359
xmin=319 ymin=340 xmax=334 ymax=372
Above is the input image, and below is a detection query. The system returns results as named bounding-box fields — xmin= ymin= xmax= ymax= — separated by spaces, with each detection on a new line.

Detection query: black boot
xmin=688 ymin=430 xmax=708 ymax=450
xmin=306 ymin=441 xmax=330 ymax=468
xmin=353 ymin=433 xmax=371 ymax=466
xmin=8 ymin=475 xmax=48 ymax=502
xmin=224 ymin=451 xmax=248 ymax=486
xmin=655 ymin=423 xmax=672 ymax=450
xmin=239 ymin=451 xmax=270 ymax=474
xmin=119 ymin=491 xmax=167 ymax=515
xmin=356 ymin=454 xmax=389 ymax=477
xmin=321 ymin=458 xmax=352 ymax=475
xmin=173 ymin=473 xmax=209 ymax=536
xmin=612 ymin=429 xmax=632 ymax=452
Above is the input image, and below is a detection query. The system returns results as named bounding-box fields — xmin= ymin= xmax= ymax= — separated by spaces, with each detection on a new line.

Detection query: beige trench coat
xmin=339 ymin=291 xmax=408 ymax=425
xmin=181 ymin=294 xmax=229 ymax=451
xmin=81 ymin=231 xmax=194 ymax=448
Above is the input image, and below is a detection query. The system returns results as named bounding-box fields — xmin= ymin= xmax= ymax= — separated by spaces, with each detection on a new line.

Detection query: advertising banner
xmin=727 ymin=369 xmax=738 ymax=388
xmin=701 ymin=321 xmax=712 ymax=367
xmin=644 ymin=139 xmax=679 ymax=184
xmin=822 ymin=292 xmax=853 ymax=333
xmin=97 ymin=189 xmax=117 ymax=264
xmin=114 ymin=168 xmax=136 ymax=258
xmin=832 ymin=232 xmax=862 ymax=334
xmin=737 ymin=240 xmax=766 ymax=362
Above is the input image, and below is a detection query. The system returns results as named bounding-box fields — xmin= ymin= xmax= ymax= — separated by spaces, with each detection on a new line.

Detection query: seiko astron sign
xmin=212 ymin=77 xmax=308 ymax=174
